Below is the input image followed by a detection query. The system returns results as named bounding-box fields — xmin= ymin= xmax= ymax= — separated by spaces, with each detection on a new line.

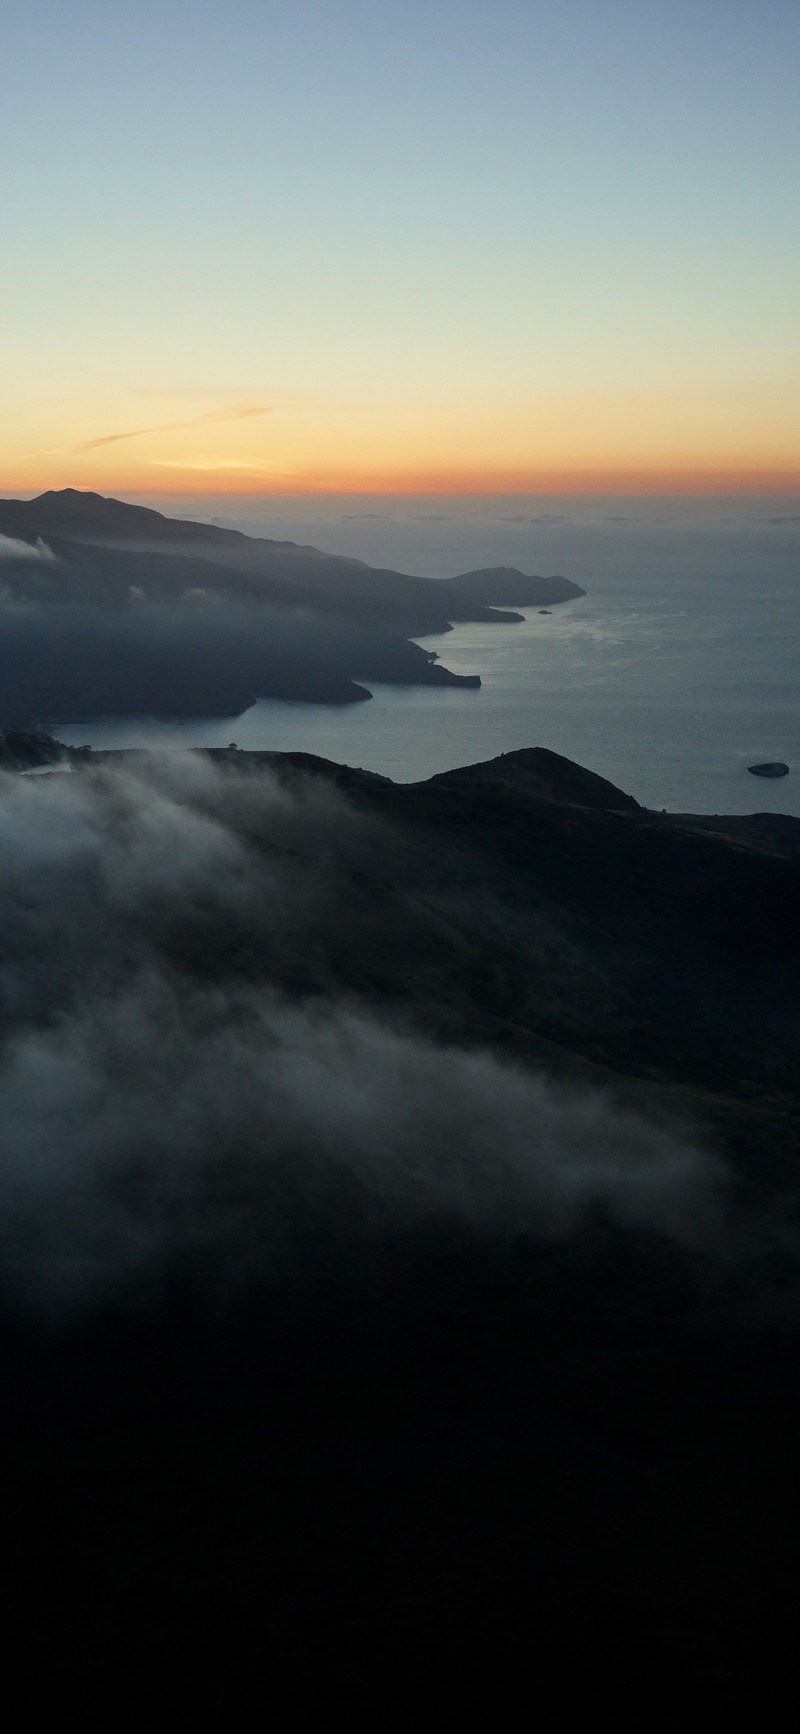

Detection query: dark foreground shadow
xmin=2 ymin=1221 xmax=798 ymax=1723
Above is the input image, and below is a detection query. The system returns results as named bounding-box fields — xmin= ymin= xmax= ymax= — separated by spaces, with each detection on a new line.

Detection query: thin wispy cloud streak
xmin=76 ymin=404 xmax=272 ymax=451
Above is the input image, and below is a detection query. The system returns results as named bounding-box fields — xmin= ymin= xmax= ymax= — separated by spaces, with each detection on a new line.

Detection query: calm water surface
xmin=57 ymin=510 xmax=800 ymax=817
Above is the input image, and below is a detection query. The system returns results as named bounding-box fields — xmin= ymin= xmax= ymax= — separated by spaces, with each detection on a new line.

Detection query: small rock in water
xmin=748 ymin=761 xmax=789 ymax=778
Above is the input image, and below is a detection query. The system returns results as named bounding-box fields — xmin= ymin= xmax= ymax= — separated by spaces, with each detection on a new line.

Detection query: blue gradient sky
xmin=3 ymin=0 xmax=799 ymax=493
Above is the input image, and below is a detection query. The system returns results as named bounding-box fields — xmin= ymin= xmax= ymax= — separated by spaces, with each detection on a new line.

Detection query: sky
xmin=2 ymin=0 xmax=799 ymax=497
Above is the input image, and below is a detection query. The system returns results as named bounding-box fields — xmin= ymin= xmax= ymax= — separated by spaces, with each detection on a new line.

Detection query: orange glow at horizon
xmin=4 ymin=464 xmax=799 ymax=501
xmin=3 ymin=382 xmax=799 ymax=501
xmin=5 ymin=5 xmax=800 ymax=519
xmin=138 ymin=463 xmax=800 ymax=498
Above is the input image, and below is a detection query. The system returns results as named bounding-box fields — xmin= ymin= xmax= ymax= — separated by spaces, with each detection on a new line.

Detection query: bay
xmin=55 ymin=498 xmax=800 ymax=817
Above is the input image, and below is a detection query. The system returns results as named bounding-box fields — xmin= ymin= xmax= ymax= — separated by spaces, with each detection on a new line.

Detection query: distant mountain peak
xmin=445 ymin=567 xmax=585 ymax=604
xmin=32 ymin=488 xmax=108 ymax=503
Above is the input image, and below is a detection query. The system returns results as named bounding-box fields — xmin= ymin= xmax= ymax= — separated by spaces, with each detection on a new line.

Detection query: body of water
xmin=56 ymin=498 xmax=800 ymax=816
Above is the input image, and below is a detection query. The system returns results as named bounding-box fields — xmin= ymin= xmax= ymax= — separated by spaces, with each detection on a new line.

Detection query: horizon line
xmin=3 ymin=469 xmax=800 ymax=502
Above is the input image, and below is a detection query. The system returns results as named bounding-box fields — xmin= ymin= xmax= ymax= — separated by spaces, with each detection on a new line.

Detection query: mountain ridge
xmin=1 ymin=731 xmax=798 ymax=1713
xmin=0 ymin=488 xmax=585 ymax=723
xmin=0 ymin=488 xmax=585 ymax=615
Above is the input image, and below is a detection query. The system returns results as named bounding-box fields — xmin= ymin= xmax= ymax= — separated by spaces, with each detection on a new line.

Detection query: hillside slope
xmin=1 ymin=740 xmax=798 ymax=1717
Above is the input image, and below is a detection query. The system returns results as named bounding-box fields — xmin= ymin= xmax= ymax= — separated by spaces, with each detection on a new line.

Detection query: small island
xmin=748 ymin=760 xmax=789 ymax=778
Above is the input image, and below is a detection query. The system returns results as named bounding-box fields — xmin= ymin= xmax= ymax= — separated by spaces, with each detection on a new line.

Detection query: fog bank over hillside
xmin=2 ymin=743 xmax=799 ymax=1715
xmin=0 ymin=753 xmax=720 ymax=1308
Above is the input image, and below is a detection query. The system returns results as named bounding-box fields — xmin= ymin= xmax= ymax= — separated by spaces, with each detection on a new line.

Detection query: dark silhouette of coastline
xmin=0 ymin=490 xmax=584 ymax=723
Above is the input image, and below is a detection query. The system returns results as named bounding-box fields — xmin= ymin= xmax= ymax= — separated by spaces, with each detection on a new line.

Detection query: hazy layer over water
xmin=58 ymin=495 xmax=800 ymax=816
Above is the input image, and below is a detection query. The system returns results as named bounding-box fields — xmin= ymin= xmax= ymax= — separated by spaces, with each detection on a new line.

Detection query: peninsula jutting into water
xmin=0 ymin=489 xmax=584 ymax=726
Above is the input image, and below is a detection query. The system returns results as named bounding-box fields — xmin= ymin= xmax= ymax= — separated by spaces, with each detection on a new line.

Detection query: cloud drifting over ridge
xmin=0 ymin=755 xmax=721 ymax=1309
xmin=0 ymin=534 xmax=56 ymax=563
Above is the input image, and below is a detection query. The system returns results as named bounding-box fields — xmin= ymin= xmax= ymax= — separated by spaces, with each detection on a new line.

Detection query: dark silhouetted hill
xmin=444 ymin=564 xmax=585 ymax=605
xmin=3 ymin=491 xmax=552 ymax=718
xmin=0 ymin=740 xmax=798 ymax=1719
xmin=0 ymin=489 xmax=578 ymax=623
